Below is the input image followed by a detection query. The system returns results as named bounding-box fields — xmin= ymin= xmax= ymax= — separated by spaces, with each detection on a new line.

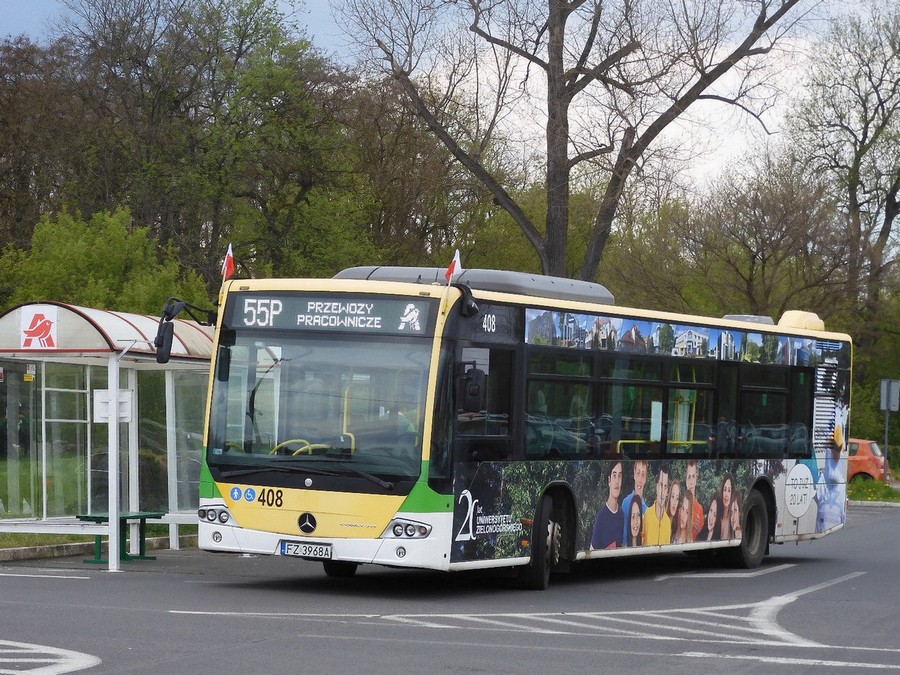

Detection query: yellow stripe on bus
xmin=223 ymin=484 xmax=406 ymax=538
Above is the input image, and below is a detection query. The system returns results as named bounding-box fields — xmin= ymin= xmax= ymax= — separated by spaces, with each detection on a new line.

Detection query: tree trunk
xmin=544 ymin=1 xmax=571 ymax=278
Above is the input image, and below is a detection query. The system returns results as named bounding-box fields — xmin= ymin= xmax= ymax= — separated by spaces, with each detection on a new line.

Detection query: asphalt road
xmin=1 ymin=504 xmax=898 ymax=674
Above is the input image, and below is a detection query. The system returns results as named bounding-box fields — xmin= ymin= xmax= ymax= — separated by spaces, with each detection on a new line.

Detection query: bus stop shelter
xmin=0 ymin=302 xmax=213 ymax=570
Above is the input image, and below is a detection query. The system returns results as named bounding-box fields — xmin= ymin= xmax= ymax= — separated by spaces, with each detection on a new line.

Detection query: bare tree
xmin=340 ymin=0 xmax=809 ymax=279
xmin=790 ymin=0 xmax=900 ymax=341
xmin=598 ymin=145 xmax=848 ymax=320
xmin=680 ymin=148 xmax=848 ymax=320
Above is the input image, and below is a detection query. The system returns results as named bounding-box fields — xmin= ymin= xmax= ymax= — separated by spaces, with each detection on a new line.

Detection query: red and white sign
xmin=20 ymin=305 xmax=58 ymax=349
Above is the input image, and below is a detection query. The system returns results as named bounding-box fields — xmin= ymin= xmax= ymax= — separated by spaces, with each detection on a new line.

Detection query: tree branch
xmin=569 ymin=143 xmax=615 ymax=170
xmin=467 ymin=0 xmax=548 ymax=71
xmin=375 ymin=37 xmax=547 ymax=267
xmin=567 ymin=39 xmax=642 ymax=98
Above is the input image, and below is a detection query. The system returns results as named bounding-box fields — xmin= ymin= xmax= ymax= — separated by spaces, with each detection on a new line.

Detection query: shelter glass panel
xmin=0 ymin=359 xmax=40 ymax=518
xmin=138 ymin=371 xmax=167 ymax=512
xmin=174 ymin=371 xmax=206 ymax=511
xmin=45 ymin=419 xmax=88 ymax=516
xmin=88 ymin=368 xmax=108 ymax=513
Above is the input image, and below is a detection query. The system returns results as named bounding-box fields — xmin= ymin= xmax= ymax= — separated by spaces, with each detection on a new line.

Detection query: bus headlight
xmin=198 ymin=506 xmax=234 ymax=526
xmin=383 ymin=518 xmax=431 ymax=539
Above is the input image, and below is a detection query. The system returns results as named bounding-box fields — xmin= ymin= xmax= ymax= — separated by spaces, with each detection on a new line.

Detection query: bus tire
xmin=519 ymin=494 xmax=559 ymax=590
xmin=732 ymin=490 xmax=768 ymax=569
xmin=323 ymin=560 xmax=359 ymax=578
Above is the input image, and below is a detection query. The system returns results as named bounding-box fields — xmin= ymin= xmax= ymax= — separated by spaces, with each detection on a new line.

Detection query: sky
xmin=0 ymin=0 xmax=345 ymax=53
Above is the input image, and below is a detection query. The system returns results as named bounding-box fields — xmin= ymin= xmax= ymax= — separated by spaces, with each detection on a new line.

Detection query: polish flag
xmin=221 ymin=243 xmax=235 ymax=280
xmin=445 ymin=249 xmax=463 ymax=282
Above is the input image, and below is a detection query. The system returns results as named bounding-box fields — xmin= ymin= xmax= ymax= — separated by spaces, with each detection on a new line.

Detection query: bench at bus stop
xmin=76 ymin=511 xmax=165 ymax=564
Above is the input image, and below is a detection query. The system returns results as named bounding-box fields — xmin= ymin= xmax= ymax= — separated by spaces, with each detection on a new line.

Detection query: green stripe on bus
xmin=398 ymin=463 xmax=453 ymax=513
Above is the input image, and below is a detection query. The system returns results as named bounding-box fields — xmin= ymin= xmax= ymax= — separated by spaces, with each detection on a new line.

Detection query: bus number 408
xmin=257 ymin=488 xmax=283 ymax=508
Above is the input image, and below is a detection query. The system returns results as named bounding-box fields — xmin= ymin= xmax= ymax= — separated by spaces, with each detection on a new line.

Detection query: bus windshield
xmin=207 ymin=332 xmax=432 ymax=480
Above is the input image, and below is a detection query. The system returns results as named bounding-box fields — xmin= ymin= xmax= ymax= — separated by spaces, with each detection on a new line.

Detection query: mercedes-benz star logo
xmin=298 ymin=512 xmax=317 ymax=534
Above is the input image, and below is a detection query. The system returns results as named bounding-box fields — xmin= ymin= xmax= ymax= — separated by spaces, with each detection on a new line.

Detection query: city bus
xmin=169 ymin=267 xmax=851 ymax=589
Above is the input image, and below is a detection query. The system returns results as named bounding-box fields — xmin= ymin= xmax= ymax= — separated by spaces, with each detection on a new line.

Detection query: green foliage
xmin=466 ymin=177 xmax=600 ymax=276
xmin=0 ymin=208 xmax=210 ymax=313
xmin=600 ymin=198 xmax=708 ymax=313
xmin=199 ymin=20 xmax=384 ymax=279
xmin=470 ymin=206 xmax=542 ymax=274
xmin=848 ymin=383 xmax=885 ymax=441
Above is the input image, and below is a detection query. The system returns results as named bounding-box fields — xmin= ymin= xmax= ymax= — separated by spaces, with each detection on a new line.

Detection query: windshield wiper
xmin=218 ymin=463 xmax=338 ymax=478
xmin=337 ymin=463 xmax=394 ymax=490
xmin=217 ymin=459 xmax=393 ymax=490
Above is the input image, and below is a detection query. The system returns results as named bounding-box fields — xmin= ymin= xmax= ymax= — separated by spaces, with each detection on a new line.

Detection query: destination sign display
xmin=224 ymin=293 xmax=436 ymax=336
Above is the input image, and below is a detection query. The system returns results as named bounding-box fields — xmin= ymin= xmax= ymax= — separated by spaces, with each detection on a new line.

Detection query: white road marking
xmin=0 ymin=573 xmax=89 ymax=580
xmin=0 ymin=640 xmax=101 ymax=674
xmin=171 ymin=571 xmax=891 ymax=670
xmin=681 ymin=651 xmax=900 ymax=669
xmin=655 ymin=563 xmax=796 ymax=581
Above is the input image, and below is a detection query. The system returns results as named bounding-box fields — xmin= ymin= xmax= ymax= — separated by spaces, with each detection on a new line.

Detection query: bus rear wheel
xmin=323 ymin=560 xmax=359 ymax=578
xmin=731 ymin=490 xmax=768 ymax=569
xmin=519 ymin=494 xmax=559 ymax=590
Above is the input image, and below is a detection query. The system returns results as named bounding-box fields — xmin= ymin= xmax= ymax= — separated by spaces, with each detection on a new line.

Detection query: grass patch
xmin=848 ymin=479 xmax=900 ymax=502
xmin=146 ymin=523 xmax=197 ymax=536
xmin=0 ymin=524 xmax=197 ymax=549
xmin=0 ymin=532 xmax=94 ymax=548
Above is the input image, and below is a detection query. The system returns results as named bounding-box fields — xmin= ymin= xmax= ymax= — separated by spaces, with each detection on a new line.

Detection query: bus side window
xmin=666 ymin=387 xmax=713 ymax=457
xmin=428 ymin=347 xmax=454 ymax=493
xmin=603 ymin=383 xmax=663 ymax=458
xmin=525 ymin=380 xmax=591 ymax=459
xmin=737 ymin=364 xmax=790 ymax=459
xmin=455 ymin=348 xmax=512 ymax=461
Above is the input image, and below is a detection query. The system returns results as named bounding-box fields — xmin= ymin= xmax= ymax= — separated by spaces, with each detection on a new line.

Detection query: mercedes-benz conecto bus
xmin=176 ymin=267 xmax=850 ymax=589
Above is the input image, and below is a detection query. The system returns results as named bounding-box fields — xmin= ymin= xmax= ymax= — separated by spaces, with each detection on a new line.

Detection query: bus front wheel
xmin=732 ymin=490 xmax=768 ymax=569
xmin=519 ymin=494 xmax=559 ymax=590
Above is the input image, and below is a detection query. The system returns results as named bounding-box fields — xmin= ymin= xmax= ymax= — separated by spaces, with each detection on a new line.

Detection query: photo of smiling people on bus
xmin=591 ymin=460 xmax=624 ymax=549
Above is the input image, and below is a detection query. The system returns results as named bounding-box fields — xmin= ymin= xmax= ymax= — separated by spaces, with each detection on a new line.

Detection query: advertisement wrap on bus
xmin=155 ymin=266 xmax=852 ymax=589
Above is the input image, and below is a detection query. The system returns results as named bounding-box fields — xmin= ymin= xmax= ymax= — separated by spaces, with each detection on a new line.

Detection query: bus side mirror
xmin=153 ymin=296 xmax=217 ymax=364
xmin=461 ymin=367 xmax=487 ymax=413
xmin=155 ymin=321 xmax=174 ymax=364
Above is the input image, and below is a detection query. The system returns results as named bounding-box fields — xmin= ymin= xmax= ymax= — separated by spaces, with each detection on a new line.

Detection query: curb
xmin=0 ymin=540 xmax=96 ymax=562
xmin=0 ymin=535 xmax=198 ymax=563
xmin=849 ymin=500 xmax=900 ymax=508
